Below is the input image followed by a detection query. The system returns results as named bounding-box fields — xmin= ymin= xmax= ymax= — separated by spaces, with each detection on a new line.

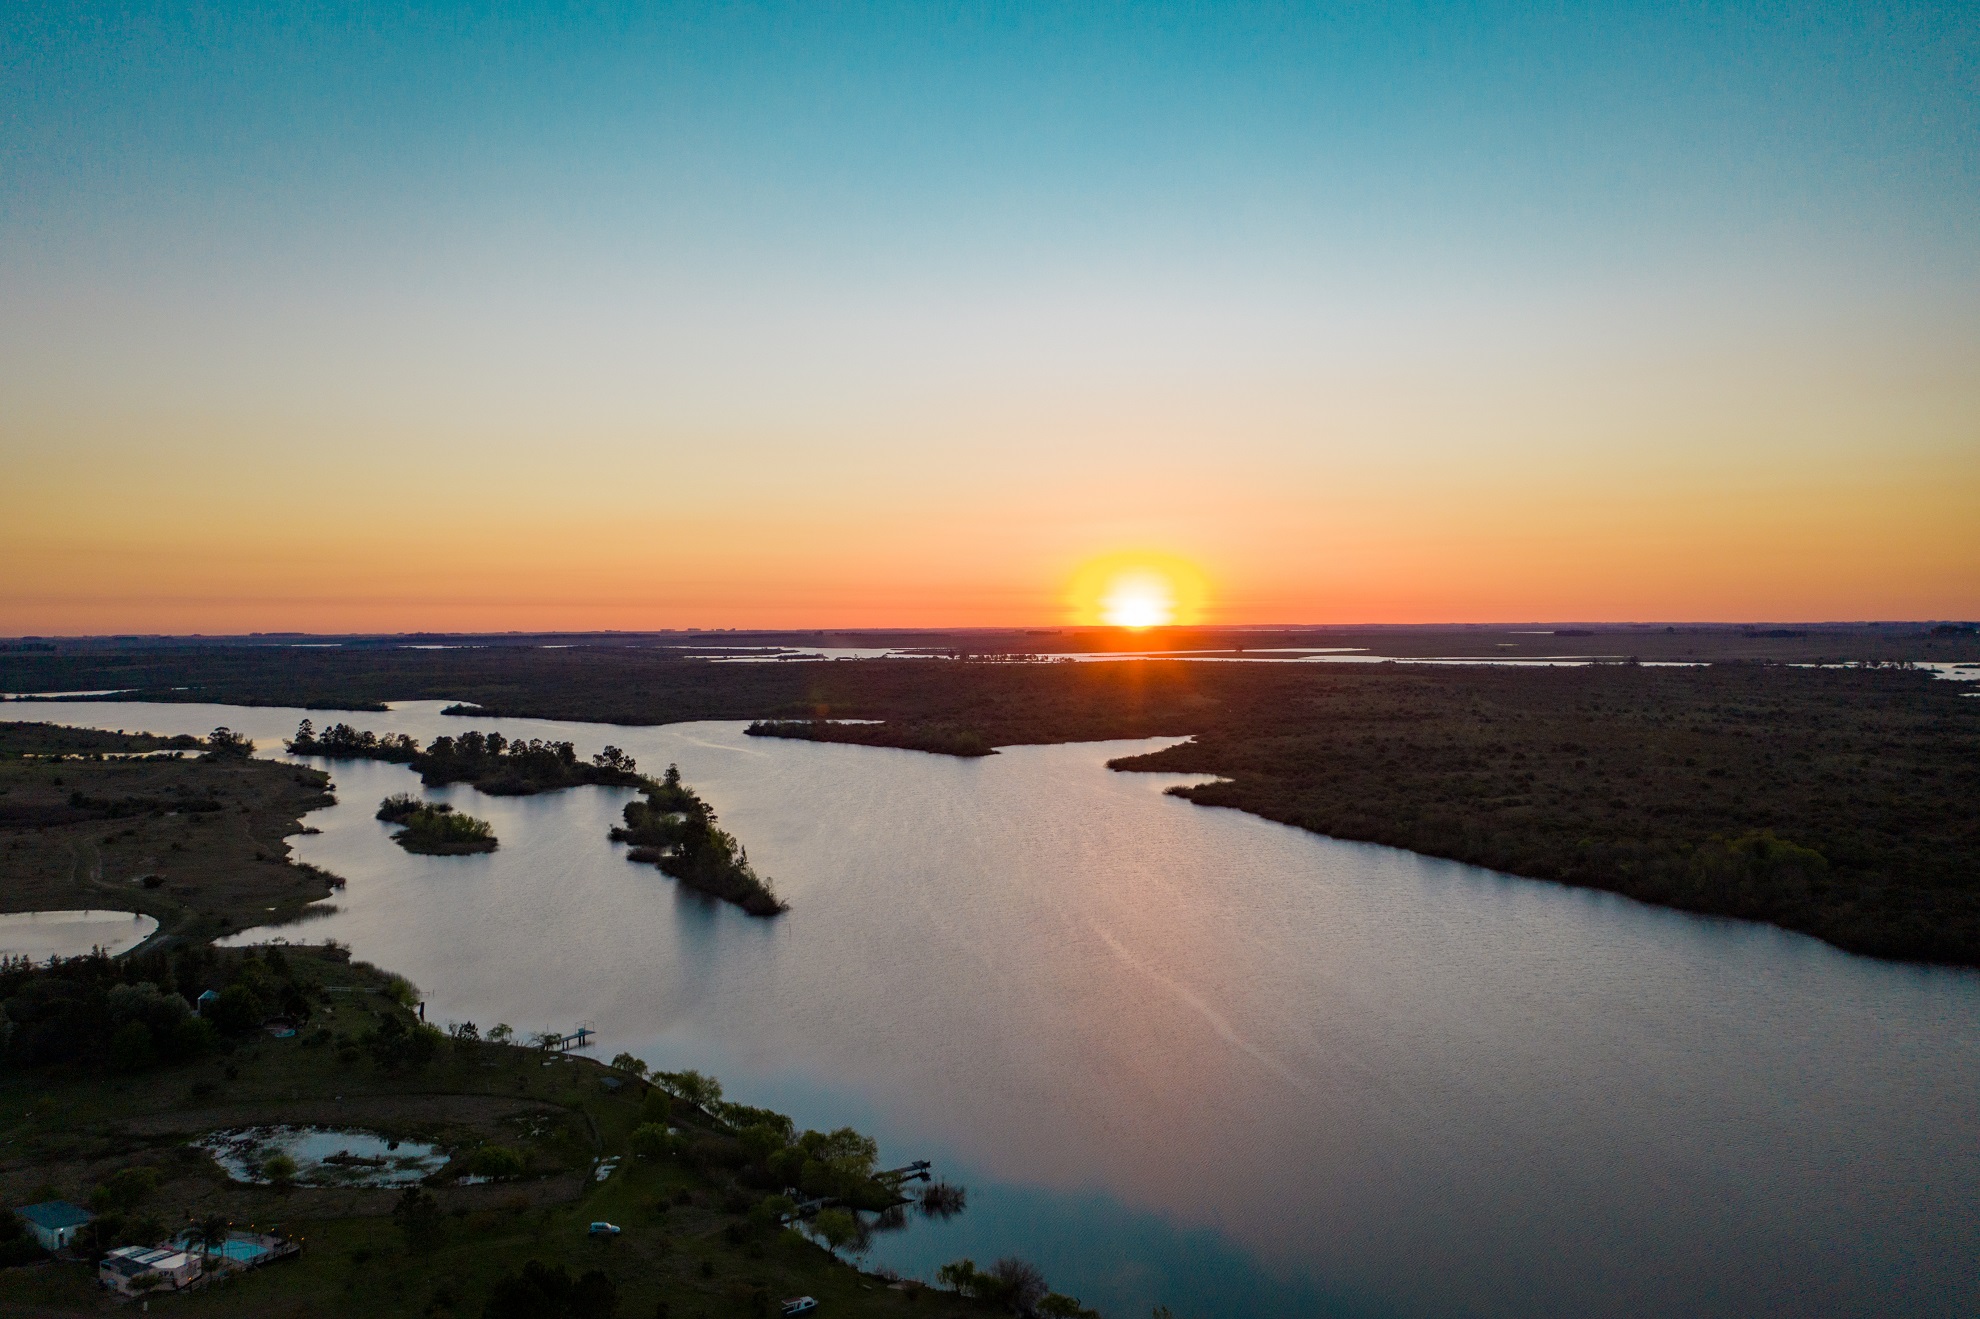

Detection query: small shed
xmin=196 ymin=989 xmax=221 ymax=1015
xmin=14 ymin=1200 xmax=93 ymax=1251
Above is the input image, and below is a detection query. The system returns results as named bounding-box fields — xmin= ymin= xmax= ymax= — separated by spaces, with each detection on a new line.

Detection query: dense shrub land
xmin=7 ymin=642 xmax=1978 ymax=962
xmin=0 ymin=722 xmax=340 ymax=941
xmin=1101 ymin=664 xmax=1980 ymax=964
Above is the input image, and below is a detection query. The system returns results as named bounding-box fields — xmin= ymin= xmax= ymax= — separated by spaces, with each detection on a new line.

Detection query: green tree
xmin=810 ymin=1207 xmax=857 ymax=1254
xmin=107 ymin=1019 xmax=156 ymax=1072
xmin=1038 ymin=1296 xmax=1101 ymax=1318
xmin=738 ymin=1123 xmax=786 ymax=1167
xmin=937 ymin=1259 xmax=982 ymax=1295
xmin=205 ymin=726 xmax=254 ymax=758
xmin=482 ymin=1260 xmax=619 ymax=1318
xmin=661 ymin=1069 xmax=721 ymax=1111
xmin=392 ymin=1186 xmax=445 ymax=1254
xmin=207 ymin=983 xmax=264 ymax=1034
xmin=261 ymin=1153 xmax=298 ymax=1190
xmin=750 ymin=1195 xmax=795 ymax=1231
xmin=89 ymin=1167 xmax=159 ymax=1214
xmin=366 ymin=1012 xmax=441 ymax=1072
xmin=193 ymin=1213 xmax=230 ymax=1260
xmin=802 ymin=1125 xmax=878 ymax=1196
xmin=990 ymin=1258 xmax=1048 ymax=1312
xmin=628 ymin=1123 xmax=679 ymax=1162
xmin=470 ymin=1145 xmax=526 ymax=1179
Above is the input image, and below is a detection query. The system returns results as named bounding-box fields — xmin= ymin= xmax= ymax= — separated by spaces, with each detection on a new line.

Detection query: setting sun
xmin=1066 ymin=553 xmax=1211 ymax=629
xmin=1099 ymin=572 xmax=1174 ymax=628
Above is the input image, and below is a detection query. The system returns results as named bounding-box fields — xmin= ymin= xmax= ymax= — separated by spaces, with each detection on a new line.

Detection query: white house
xmin=99 ymin=1244 xmax=202 ymax=1295
xmin=13 ymin=1200 xmax=92 ymax=1251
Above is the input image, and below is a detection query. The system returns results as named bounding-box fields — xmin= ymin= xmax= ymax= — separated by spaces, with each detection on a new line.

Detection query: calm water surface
xmin=27 ymin=701 xmax=1980 ymax=1318
xmin=0 ymin=909 xmax=158 ymax=959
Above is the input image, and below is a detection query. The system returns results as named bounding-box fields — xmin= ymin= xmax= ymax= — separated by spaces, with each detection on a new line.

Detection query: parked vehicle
xmin=587 ymin=1222 xmax=621 ymax=1236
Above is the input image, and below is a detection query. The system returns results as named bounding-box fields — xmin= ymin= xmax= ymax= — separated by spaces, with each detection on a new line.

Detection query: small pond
xmin=0 ymin=909 xmax=158 ymax=960
xmin=199 ymin=1127 xmax=447 ymax=1187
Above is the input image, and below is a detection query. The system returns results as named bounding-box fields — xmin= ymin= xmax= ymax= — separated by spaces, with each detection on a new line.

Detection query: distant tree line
xmin=287 ymin=720 xmax=643 ymax=795
xmin=747 ymin=718 xmax=993 ymax=757
xmin=287 ymin=719 xmax=419 ymax=763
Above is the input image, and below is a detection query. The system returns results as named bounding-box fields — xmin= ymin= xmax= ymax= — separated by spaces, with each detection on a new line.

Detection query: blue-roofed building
xmin=15 ymin=1200 xmax=92 ymax=1251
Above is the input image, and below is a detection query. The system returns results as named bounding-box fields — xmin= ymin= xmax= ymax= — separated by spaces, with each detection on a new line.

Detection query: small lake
xmin=22 ymin=701 xmax=1980 ymax=1318
xmin=199 ymin=1126 xmax=448 ymax=1188
xmin=0 ymin=909 xmax=159 ymax=960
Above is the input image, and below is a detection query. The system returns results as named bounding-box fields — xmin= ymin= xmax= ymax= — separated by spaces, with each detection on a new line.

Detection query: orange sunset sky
xmin=3 ymin=4 xmax=1975 ymax=634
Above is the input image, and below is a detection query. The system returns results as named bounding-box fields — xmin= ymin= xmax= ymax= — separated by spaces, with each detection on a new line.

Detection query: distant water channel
xmin=25 ymin=700 xmax=1980 ymax=1318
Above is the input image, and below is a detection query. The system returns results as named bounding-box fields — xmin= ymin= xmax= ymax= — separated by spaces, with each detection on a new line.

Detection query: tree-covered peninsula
xmin=288 ymin=720 xmax=643 ymax=795
xmin=611 ymin=764 xmax=787 ymax=917
xmin=376 ymin=793 xmax=498 ymax=855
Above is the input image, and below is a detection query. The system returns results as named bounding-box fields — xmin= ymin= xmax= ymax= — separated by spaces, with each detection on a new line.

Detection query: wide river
xmin=28 ymin=700 xmax=1980 ymax=1317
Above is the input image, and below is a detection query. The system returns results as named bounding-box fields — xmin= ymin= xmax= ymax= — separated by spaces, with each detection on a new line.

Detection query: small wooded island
xmin=376 ymin=793 xmax=498 ymax=855
xmin=290 ymin=722 xmax=783 ymax=914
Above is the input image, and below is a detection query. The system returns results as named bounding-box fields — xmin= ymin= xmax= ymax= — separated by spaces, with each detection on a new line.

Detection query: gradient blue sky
xmin=4 ymin=2 xmax=1976 ymax=630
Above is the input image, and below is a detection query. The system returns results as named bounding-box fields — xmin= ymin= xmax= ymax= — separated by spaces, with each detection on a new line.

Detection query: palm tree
xmin=194 ymin=1213 xmax=229 ymax=1261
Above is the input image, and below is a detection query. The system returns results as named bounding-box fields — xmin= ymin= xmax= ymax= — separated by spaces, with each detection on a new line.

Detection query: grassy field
xmin=0 ymin=724 xmax=339 ymax=945
xmin=0 ymin=947 xmax=992 ymax=1318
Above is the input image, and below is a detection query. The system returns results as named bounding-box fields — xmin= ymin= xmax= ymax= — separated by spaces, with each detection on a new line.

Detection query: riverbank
xmin=738 ymin=663 xmax=1980 ymax=965
xmin=0 ymin=723 xmax=340 ymax=945
xmin=0 ymin=945 xmax=991 ymax=1317
xmin=9 ymin=702 xmax=1978 ymax=1315
xmin=0 ymin=722 xmax=1080 ymax=1315
xmin=748 ymin=662 xmax=1980 ymax=962
xmin=8 ymin=650 xmax=1979 ymax=962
